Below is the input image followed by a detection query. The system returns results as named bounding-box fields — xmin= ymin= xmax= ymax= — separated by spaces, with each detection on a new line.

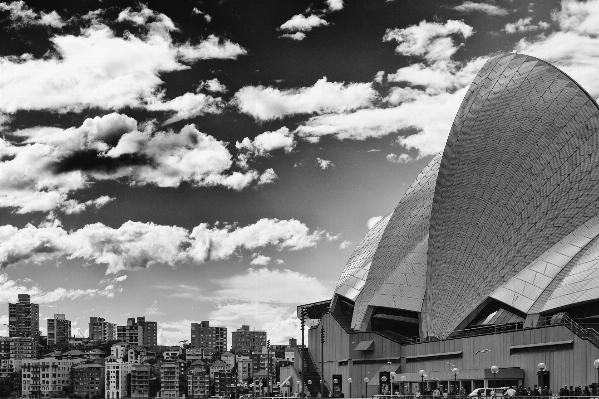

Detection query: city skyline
xmin=2 ymin=0 xmax=599 ymax=345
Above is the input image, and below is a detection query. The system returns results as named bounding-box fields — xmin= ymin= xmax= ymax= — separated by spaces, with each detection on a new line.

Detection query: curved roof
xmin=423 ymin=53 xmax=599 ymax=337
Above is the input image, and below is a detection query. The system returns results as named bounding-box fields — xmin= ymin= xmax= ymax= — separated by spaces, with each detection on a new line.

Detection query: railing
xmin=373 ymin=396 xmax=599 ymax=399
xmin=537 ymin=313 xmax=599 ymax=347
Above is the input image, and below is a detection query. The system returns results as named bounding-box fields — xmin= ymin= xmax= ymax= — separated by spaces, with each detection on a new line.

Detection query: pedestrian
xmin=584 ymin=386 xmax=590 ymax=397
xmin=506 ymin=386 xmax=516 ymax=397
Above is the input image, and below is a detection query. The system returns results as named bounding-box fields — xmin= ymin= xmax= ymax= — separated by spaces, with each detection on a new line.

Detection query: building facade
xmin=231 ymin=325 xmax=266 ymax=354
xmin=130 ymin=364 xmax=151 ymax=398
xmin=89 ymin=317 xmax=117 ymax=342
xmin=47 ymin=314 xmax=71 ymax=347
xmin=187 ymin=364 xmax=210 ymax=399
xmin=21 ymin=357 xmax=83 ymax=398
xmin=9 ymin=294 xmax=39 ymax=339
xmin=104 ymin=359 xmax=131 ymax=399
xmin=160 ymin=362 xmax=180 ymax=398
xmin=10 ymin=337 xmax=38 ymax=360
xmin=190 ymin=321 xmax=227 ymax=354
xmin=299 ymin=52 xmax=599 ymax=399
xmin=73 ymin=363 xmax=105 ymax=398
xmin=214 ymin=370 xmax=237 ymax=398
xmin=117 ymin=317 xmax=157 ymax=346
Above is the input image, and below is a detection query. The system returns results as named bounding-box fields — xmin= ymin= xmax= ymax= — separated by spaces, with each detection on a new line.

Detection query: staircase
xmin=538 ymin=313 xmax=599 ymax=348
xmin=299 ymin=347 xmax=330 ymax=398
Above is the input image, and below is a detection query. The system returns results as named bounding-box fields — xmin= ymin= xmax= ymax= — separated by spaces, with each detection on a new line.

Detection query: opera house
xmin=290 ymin=53 xmax=599 ymax=397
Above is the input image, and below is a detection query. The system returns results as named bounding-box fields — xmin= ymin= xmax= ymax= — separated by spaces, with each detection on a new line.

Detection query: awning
xmin=354 ymin=340 xmax=374 ymax=351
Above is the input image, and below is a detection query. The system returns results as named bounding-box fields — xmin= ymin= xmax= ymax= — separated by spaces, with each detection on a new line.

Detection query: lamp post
xmin=595 ymin=359 xmax=599 ymax=387
xmin=451 ymin=368 xmax=459 ymax=394
xmin=348 ymin=378 xmax=352 ymax=398
xmin=297 ymin=381 xmax=300 ymax=396
xmin=400 ymin=376 xmax=406 ymax=395
xmin=490 ymin=366 xmax=499 ymax=397
xmin=321 ymin=326 xmax=326 ymax=399
xmin=364 ymin=377 xmax=369 ymax=398
xmin=300 ymin=308 xmax=307 ymax=399
xmin=390 ymin=372 xmax=396 ymax=396
xmin=418 ymin=370 xmax=426 ymax=394
xmin=537 ymin=363 xmax=546 ymax=390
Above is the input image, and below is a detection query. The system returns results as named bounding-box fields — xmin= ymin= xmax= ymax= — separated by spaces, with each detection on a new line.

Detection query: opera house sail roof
xmin=331 ymin=52 xmax=599 ymax=339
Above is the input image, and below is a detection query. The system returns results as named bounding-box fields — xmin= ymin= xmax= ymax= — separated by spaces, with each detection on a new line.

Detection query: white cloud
xmin=192 ymin=8 xmax=211 ymax=23
xmin=326 ymin=0 xmax=344 ymax=12
xmin=199 ymin=78 xmax=227 ymax=93
xmin=552 ymin=0 xmax=599 ymax=35
xmin=453 ymin=1 xmax=509 ymax=16
xmin=145 ymin=300 xmax=164 ymax=315
xmin=146 ymin=92 xmax=223 ymax=125
xmin=279 ymin=32 xmax=307 ymax=41
xmin=383 ymin=20 xmax=474 ymax=62
xmin=250 ymin=254 xmax=271 ymax=266
xmin=0 ymin=218 xmax=330 ymax=273
xmin=386 ymin=153 xmax=412 ymax=164
xmin=279 ymin=14 xmax=329 ymax=32
xmin=177 ymin=35 xmax=247 ymax=62
xmin=0 ymin=1 xmax=65 ymax=28
xmin=367 ymin=216 xmax=383 ymax=229
xmin=374 ymin=70 xmax=385 ymax=84
xmin=234 ymin=77 xmax=376 ymax=121
xmin=339 ymin=240 xmax=352 ymax=249
xmin=236 ymin=127 xmax=296 ymax=157
xmin=504 ymin=17 xmax=550 ymax=34
xmin=117 ymin=4 xmax=177 ymax=31
xmin=316 ymin=158 xmax=334 ymax=170
xmin=60 ymin=196 xmax=114 ymax=215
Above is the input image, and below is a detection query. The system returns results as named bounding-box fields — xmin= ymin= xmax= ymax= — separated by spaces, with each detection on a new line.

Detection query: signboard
xmin=332 ymin=374 xmax=342 ymax=397
xmin=380 ymin=371 xmax=391 ymax=395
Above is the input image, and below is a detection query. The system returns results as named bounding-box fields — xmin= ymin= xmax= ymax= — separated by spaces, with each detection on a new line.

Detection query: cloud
xmin=250 ymin=254 xmax=271 ymax=265
xmin=145 ymin=300 xmax=164 ymax=315
xmin=279 ymin=32 xmax=307 ymax=41
xmin=367 ymin=216 xmax=383 ymax=229
xmin=278 ymin=14 xmax=329 ymax=32
xmin=0 ymin=12 xmax=245 ymax=114
xmin=0 ymin=218 xmax=330 ymax=273
xmin=146 ymin=92 xmax=224 ymax=125
xmin=0 ymin=1 xmax=66 ymax=28
xmin=2 ymin=115 xmax=273 ymax=213
xmin=234 ymin=77 xmax=376 ymax=121
xmin=316 ymin=158 xmax=334 ymax=170
xmin=192 ymin=8 xmax=211 ymax=23
xmin=386 ymin=153 xmax=412 ymax=164
xmin=504 ymin=17 xmax=550 ymax=34
xmin=236 ymin=127 xmax=296 ymax=158
xmin=515 ymin=0 xmax=599 ymax=99
xmin=339 ymin=240 xmax=352 ymax=249
xmin=199 ymin=78 xmax=227 ymax=93
xmin=452 ymin=1 xmax=509 ymax=16
xmin=383 ymin=19 xmax=474 ymax=62
xmin=326 ymin=0 xmax=344 ymax=12
xmin=0 ymin=273 xmax=124 ymax=303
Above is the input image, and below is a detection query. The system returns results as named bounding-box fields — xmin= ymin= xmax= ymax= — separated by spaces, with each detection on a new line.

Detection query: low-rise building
xmin=130 ymin=364 xmax=151 ymax=398
xmin=105 ymin=359 xmax=132 ymax=399
xmin=110 ymin=343 xmax=128 ymax=360
xmin=10 ymin=337 xmax=37 ymax=360
xmin=221 ymin=351 xmax=235 ymax=369
xmin=209 ymin=359 xmax=227 ymax=378
xmin=163 ymin=349 xmax=180 ymax=362
xmin=0 ymin=357 xmax=14 ymax=378
xmin=187 ymin=363 xmax=210 ymax=399
xmin=0 ymin=336 xmax=11 ymax=358
xmin=21 ymin=357 xmax=84 ymax=398
xmin=160 ymin=362 xmax=180 ymax=398
xmin=214 ymin=370 xmax=237 ymax=398
xmin=73 ymin=363 xmax=104 ymax=398
xmin=185 ymin=347 xmax=216 ymax=362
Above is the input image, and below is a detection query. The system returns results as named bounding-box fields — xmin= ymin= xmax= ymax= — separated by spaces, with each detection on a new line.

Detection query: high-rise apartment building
xmin=190 ymin=321 xmax=227 ymax=354
xmin=131 ymin=364 xmax=151 ymax=398
xmin=231 ymin=325 xmax=266 ymax=354
xmin=47 ymin=314 xmax=71 ymax=346
xmin=8 ymin=294 xmax=39 ymax=339
xmin=117 ymin=317 xmax=157 ymax=346
xmin=89 ymin=317 xmax=117 ymax=341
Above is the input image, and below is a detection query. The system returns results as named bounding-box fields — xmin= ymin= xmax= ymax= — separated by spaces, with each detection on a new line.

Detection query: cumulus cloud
xmin=452 ymin=1 xmax=509 ymax=16
xmin=0 ymin=10 xmax=245 ymax=114
xmin=192 ymin=8 xmax=211 ymax=23
xmin=515 ymin=0 xmax=599 ymax=99
xmin=0 ymin=1 xmax=66 ymax=28
xmin=0 ymin=218 xmax=329 ymax=274
xmin=504 ymin=17 xmax=550 ymax=34
xmin=383 ymin=19 xmax=474 ymax=62
xmin=279 ymin=32 xmax=307 ymax=41
xmin=0 ymin=273 xmax=124 ymax=303
xmin=1 ymin=114 xmax=272 ymax=213
xmin=386 ymin=153 xmax=412 ymax=164
xmin=234 ymin=77 xmax=376 ymax=121
xmin=279 ymin=14 xmax=329 ymax=32
xmin=145 ymin=300 xmax=164 ymax=315
xmin=236 ymin=127 xmax=296 ymax=158
xmin=339 ymin=240 xmax=352 ymax=249
xmin=316 ymin=158 xmax=334 ymax=169
xmin=250 ymin=254 xmax=271 ymax=265
xmin=367 ymin=216 xmax=383 ymax=229
xmin=198 ymin=78 xmax=227 ymax=93
xmin=326 ymin=0 xmax=344 ymax=12
xmin=146 ymin=92 xmax=224 ymax=125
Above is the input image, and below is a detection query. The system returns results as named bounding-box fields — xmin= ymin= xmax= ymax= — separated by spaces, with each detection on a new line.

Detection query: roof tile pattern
xmin=352 ymin=154 xmax=441 ymax=330
xmin=423 ymin=53 xmax=599 ymax=338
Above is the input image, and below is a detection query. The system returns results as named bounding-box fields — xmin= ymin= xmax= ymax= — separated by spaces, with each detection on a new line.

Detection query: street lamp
xmin=419 ymin=370 xmax=426 ymax=394
xmin=348 ymin=378 xmax=353 ymax=398
xmin=400 ymin=376 xmax=406 ymax=395
xmin=537 ymin=363 xmax=546 ymax=390
xmin=390 ymin=371 xmax=396 ymax=396
xmin=595 ymin=359 xmax=599 ymax=386
xmin=451 ymin=368 xmax=459 ymax=394
xmin=321 ymin=326 xmax=326 ymax=399
xmin=491 ymin=366 xmax=499 ymax=397
xmin=364 ymin=377 xmax=369 ymax=398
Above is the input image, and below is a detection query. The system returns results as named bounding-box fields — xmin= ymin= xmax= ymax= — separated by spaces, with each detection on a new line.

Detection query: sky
xmin=1 ymin=0 xmax=599 ymax=346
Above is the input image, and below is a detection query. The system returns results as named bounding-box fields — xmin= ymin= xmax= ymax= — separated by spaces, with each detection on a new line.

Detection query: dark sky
xmin=2 ymin=0 xmax=595 ymax=345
